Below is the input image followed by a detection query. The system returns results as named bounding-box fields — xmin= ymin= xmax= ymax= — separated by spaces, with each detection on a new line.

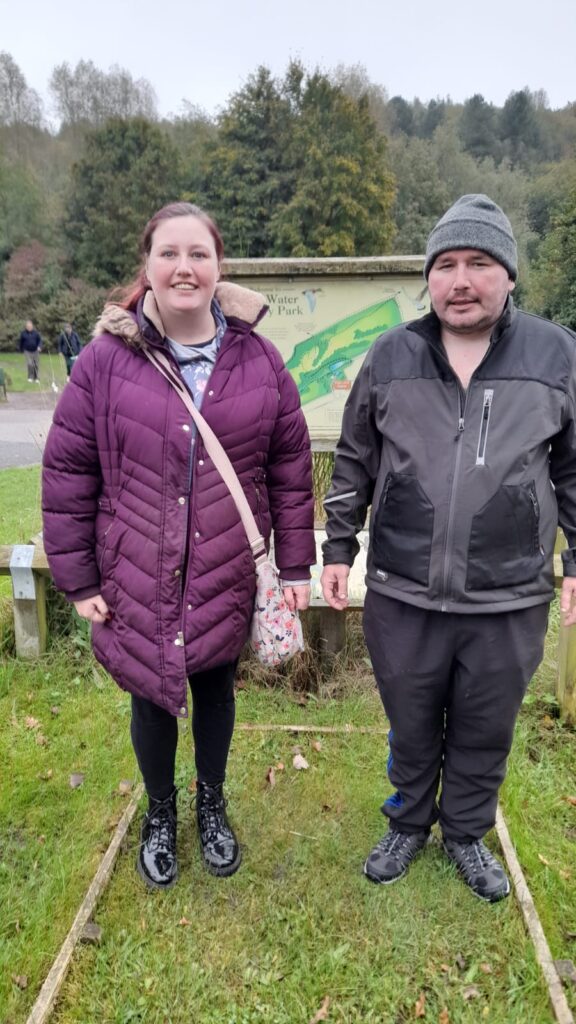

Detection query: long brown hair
xmin=116 ymin=202 xmax=225 ymax=310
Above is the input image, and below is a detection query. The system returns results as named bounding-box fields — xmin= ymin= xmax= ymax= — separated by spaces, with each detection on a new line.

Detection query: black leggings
xmin=130 ymin=662 xmax=237 ymax=800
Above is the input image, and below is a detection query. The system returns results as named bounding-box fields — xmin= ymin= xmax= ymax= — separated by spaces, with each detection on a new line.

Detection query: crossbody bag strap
xmin=142 ymin=345 xmax=267 ymax=565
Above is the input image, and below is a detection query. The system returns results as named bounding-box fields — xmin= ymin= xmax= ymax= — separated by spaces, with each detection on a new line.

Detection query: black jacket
xmin=323 ymin=299 xmax=576 ymax=613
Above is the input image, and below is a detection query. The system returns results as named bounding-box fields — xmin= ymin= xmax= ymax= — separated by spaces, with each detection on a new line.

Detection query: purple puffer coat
xmin=42 ymin=283 xmax=315 ymax=717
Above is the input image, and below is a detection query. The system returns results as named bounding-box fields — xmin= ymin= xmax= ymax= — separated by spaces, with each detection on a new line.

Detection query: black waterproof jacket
xmin=322 ymin=299 xmax=576 ymax=613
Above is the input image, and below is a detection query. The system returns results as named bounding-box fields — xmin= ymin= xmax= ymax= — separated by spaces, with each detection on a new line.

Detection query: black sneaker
xmin=137 ymin=789 xmax=178 ymax=890
xmin=196 ymin=782 xmax=241 ymax=877
xmin=443 ymin=838 xmax=510 ymax=903
xmin=364 ymin=827 xmax=429 ymax=884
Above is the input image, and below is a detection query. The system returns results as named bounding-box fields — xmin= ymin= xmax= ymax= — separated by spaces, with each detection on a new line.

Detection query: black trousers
xmin=363 ymin=590 xmax=549 ymax=842
xmin=130 ymin=662 xmax=237 ymax=800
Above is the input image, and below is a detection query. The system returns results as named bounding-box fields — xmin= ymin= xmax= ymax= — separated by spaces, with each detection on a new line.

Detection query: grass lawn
xmin=1 ymin=470 xmax=575 ymax=1023
xmin=0 ymin=351 xmax=68 ymax=394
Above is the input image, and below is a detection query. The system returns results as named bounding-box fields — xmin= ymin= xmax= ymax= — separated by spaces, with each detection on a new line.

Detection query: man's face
xmin=428 ymin=249 xmax=515 ymax=335
xmin=25 ymin=320 xmax=33 ymax=331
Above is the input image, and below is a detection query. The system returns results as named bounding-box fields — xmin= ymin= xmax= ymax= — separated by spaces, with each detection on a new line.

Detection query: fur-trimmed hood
xmin=93 ymin=281 xmax=268 ymax=348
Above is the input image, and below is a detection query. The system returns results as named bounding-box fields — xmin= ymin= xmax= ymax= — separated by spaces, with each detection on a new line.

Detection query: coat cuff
xmin=277 ymin=567 xmax=311 ymax=582
xmin=561 ymin=549 xmax=576 ymax=577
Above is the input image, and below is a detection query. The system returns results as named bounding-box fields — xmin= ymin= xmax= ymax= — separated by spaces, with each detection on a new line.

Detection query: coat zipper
xmin=475 ymin=389 xmax=494 ymax=466
xmin=441 ymin=385 xmax=468 ymax=611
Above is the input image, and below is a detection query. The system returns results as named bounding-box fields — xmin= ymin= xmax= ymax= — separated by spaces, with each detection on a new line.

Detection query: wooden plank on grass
xmin=25 ymin=783 xmax=144 ymax=1024
xmin=496 ymin=806 xmax=574 ymax=1024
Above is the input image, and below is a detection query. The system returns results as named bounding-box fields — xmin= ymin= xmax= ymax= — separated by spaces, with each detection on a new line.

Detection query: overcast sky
xmin=2 ymin=0 xmax=575 ymax=121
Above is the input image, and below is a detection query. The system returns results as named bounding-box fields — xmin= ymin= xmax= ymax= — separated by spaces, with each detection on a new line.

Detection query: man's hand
xmin=282 ymin=584 xmax=311 ymax=612
xmin=320 ymin=564 xmax=350 ymax=611
xmin=73 ymin=594 xmax=110 ymax=624
xmin=560 ymin=577 xmax=576 ymax=627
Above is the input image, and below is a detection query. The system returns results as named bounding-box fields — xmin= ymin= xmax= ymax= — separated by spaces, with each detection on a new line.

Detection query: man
xmin=57 ymin=322 xmax=82 ymax=378
xmin=18 ymin=319 xmax=42 ymax=383
xmin=321 ymin=194 xmax=576 ymax=903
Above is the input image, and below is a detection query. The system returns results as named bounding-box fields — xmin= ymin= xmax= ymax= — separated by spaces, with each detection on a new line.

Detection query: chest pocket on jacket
xmin=372 ymin=473 xmax=435 ymax=586
xmin=466 ymin=482 xmax=544 ymax=590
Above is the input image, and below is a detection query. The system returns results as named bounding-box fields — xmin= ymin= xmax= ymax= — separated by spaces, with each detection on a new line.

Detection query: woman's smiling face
xmin=146 ymin=215 xmax=220 ymax=326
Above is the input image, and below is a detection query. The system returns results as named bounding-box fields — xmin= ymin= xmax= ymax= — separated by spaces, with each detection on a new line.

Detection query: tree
xmin=50 ymin=61 xmax=157 ymax=129
xmin=198 ymin=66 xmax=294 ymax=256
xmin=529 ymin=185 xmax=576 ymax=329
xmin=201 ymin=62 xmax=395 ymax=258
xmin=499 ymin=89 xmax=541 ymax=168
xmin=458 ymin=94 xmax=500 ymax=161
xmin=63 ymin=118 xmax=182 ymax=286
xmin=271 ymin=72 xmax=395 ymax=256
xmin=0 ymin=52 xmax=43 ymax=126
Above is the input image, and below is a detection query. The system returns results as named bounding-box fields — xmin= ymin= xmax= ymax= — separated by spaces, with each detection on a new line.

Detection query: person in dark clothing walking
xmin=58 ymin=323 xmax=82 ymax=378
xmin=321 ymin=194 xmax=576 ymax=902
xmin=18 ymin=319 xmax=42 ymax=382
xmin=42 ymin=202 xmax=315 ymax=891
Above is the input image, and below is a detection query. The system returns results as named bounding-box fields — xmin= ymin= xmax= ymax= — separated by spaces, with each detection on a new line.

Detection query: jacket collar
xmin=94 ymin=282 xmax=269 ymax=350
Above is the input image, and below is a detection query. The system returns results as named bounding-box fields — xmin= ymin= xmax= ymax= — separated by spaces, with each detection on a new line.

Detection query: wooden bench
xmin=1 ymin=532 xmax=575 ymax=723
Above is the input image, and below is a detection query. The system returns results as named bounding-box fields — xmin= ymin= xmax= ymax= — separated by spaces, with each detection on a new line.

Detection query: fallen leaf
xmin=69 ymin=772 xmax=85 ymax=789
xmin=462 ymin=985 xmax=480 ymax=1001
xmin=25 ymin=716 xmax=41 ymax=730
xmin=37 ymin=769 xmax=53 ymax=782
xmin=275 ymin=762 xmax=285 ymax=772
xmin=37 ymin=834 xmax=46 ymax=844
xmin=455 ymin=953 xmax=467 ymax=971
xmin=559 ymin=869 xmax=571 ymax=880
xmin=50 ymin=706 xmax=61 ymax=715
xmin=439 ymin=1009 xmax=450 ymax=1024
xmin=565 ymin=796 xmax=576 ymax=807
xmin=554 ymin=959 xmax=576 ymax=985
xmin=12 ymin=974 xmax=28 ymax=989
xmin=541 ymin=715 xmax=555 ymax=729
xmin=35 ymin=733 xmax=48 ymax=746
xmin=538 ymin=853 xmax=550 ymax=866
xmin=479 ymin=962 xmax=492 ymax=974
xmin=188 ymin=779 xmax=197 ymax=794
xmin=440 ymin=964 xmax=451 ymax=973
xmin=118 ymin=780 xmax=133 ymax=795
xmin=312 ymin=740 xmax=322 ymax=752
xmin=179 ymin=916 xmax=193 ymax=926
xmin=309 ymin=995 xmax=330 ymax=1023
xmin=415 ymin=991 xmax=426 ymax=1017
xmin=80 ymin=922 xmax=102 ymax=944
xmin=293 ymin=753 xmax=309 ymax=771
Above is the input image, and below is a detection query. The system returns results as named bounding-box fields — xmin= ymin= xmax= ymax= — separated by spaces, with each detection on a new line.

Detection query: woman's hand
xmin=282 ymin=583 xmax=311 ymax=612
xmin=73 ymin=594 xmax=111 ymax=623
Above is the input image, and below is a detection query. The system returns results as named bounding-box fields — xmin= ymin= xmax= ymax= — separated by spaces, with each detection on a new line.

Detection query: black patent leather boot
xmin=137 ymin=788 xmax=178 ymax=889
xmin=196 ymin=782 xmax=241 ymax=877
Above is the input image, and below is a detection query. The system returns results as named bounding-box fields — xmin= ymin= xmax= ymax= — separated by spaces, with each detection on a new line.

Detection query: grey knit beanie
xmin=424 ymin=194 xmax=518 ymax=280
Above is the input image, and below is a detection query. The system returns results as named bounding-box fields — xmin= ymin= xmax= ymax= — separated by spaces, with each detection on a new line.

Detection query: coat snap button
xmin=208 ymin=390 xmax=214 ymax=396
xmin=178 ymin=496 xmax=186 ymax=505
xmin=194 ymin=531 xmax=200 ymax=539
xmin=198 ymin=459 xmax=204 ymax=466
xmin=174 ymin=569 xmax=181 ymax=577
xmin=182 ymin=424 xmax=190 ymax=432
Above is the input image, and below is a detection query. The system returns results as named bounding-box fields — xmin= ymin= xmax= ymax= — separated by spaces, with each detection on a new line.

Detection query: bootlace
xmin=147 ymin=801 xmax=176 ymax=854
xmin=459 ymin=840 xmax=493 ymax=872
xmin=197 ymin=788 xmax=232 ymax=843
xmin=375 ymin=831 xmax=413 ymax=856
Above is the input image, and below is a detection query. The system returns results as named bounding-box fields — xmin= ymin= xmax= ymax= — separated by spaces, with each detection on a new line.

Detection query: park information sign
xmin=224 ymin=256 xmax=428 ymax=443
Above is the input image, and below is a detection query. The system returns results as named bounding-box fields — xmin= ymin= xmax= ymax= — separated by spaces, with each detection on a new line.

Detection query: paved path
xmin=0 ymin=390 xmax=59 ymax=469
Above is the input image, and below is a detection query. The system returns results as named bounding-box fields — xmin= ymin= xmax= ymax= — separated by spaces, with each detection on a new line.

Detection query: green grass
xmin=0 ymin=351 xmax=68 ymax=393
xmin=1 ymin=471 xmax=575 ymax=1023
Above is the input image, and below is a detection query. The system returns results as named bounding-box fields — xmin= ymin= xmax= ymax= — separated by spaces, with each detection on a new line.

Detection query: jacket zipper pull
xmin=455 ymin=416 xmax=465 ymax=440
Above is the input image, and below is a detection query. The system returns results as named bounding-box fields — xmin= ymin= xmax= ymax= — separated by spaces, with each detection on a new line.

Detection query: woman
xmin=42 ymin=202 xmax=315 ymax=889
